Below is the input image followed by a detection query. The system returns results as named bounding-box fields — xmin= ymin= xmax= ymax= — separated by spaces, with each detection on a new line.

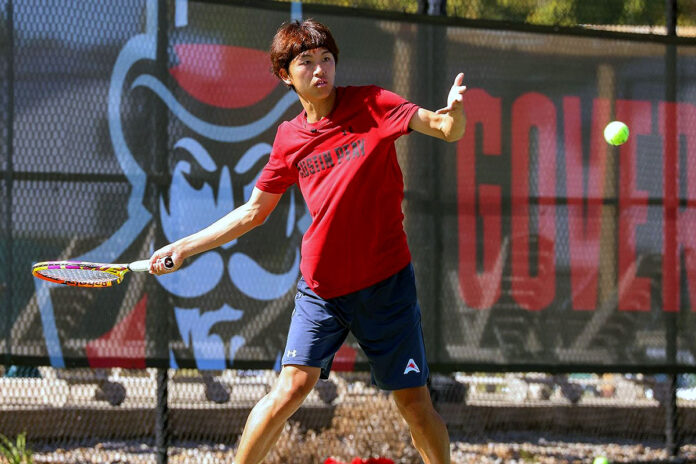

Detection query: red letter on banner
xmin=457 ymin=89 xmax=503 ymax=309
xmin=671 ymin=103 xmax=696 ymax=312
xmin=511 ymin=93 xmax=556 ymax=311
xmin=617 ymin=100 xmax=651 ymax=311
xmin=563 ymin=97 xmax=610 ymax=310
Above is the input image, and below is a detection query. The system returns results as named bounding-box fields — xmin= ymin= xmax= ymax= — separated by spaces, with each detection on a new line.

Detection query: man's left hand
xmin=436 ymin=72 xmax=466 ymax=115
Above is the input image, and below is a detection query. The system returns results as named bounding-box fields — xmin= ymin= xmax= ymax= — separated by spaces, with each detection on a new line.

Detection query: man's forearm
xmin=439 ymin=112 xmax=466 ymax=142
xmin=176 ymin=204 xmax=262 ymax=259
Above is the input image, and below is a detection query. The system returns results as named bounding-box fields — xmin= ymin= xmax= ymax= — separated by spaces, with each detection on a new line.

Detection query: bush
xmin=0 ymin=433 xmax=34 ymax=464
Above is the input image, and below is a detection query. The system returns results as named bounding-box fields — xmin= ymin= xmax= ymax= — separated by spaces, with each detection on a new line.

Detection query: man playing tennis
xmin=149 ymin=19 xmax=466 ymax=464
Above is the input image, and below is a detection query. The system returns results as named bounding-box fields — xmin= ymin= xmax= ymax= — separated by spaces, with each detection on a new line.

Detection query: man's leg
xmin=234 ymin=365 xmax=321 ymax=464
xmin=392 ymin=385 xmax=450 ymax=464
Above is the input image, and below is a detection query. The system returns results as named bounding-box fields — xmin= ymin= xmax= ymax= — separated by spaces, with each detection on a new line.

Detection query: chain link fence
xmin=1 ymin=0 xmax=696 ymax=462
xmin=1 ymin=367 xmax=696 ymax=463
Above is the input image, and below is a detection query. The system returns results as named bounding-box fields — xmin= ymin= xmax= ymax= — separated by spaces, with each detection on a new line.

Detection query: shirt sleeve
xmin=255 ymin=127 xmax=297 ymax=194
xmin=369 ymin=86 xmax=420 ymax=140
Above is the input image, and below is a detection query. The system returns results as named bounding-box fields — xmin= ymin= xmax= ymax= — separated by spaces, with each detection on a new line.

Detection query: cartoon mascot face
xmin=33 ymin=8 xmax=306 ymax=370
xmin=116 ymin=39 xmax=305 ymax=367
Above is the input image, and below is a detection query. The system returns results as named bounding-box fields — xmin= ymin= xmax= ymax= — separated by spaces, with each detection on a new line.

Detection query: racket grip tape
xmin=128 ymin=257 xmax=175 ymax=272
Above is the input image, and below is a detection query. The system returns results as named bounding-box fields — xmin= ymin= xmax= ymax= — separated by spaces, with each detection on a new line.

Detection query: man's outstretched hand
xmin=436 ymin=72 xmax=466 ymax=115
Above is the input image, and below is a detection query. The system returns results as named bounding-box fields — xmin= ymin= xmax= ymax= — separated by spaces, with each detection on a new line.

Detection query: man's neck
xmin=300 ymin=87 xmax=337 ymax=123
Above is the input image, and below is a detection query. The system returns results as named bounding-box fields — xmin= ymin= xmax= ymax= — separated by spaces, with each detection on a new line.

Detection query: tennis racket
xmin=32 ymin=257 xmax=174 ymax=288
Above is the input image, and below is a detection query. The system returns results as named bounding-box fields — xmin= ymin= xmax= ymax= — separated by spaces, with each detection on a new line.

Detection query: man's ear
xmin=279 ymin=68 xmax=292 ymax=87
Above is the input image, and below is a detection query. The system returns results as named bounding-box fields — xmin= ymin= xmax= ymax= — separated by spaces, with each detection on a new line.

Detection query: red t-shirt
xmin=256 ymin=85 xmax=420 ymax=298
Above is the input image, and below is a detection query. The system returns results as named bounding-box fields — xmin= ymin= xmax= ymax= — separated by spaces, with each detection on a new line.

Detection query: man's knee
xmin=270 ymin=365 xmax=320 ymax=407
xmin=393 ymin=385 xmax=437 ymax=424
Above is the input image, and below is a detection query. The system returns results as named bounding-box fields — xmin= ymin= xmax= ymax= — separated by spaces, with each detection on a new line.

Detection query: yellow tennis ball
xmin=604 ymin=121 xmax=629 ymax=146
xmin=593 ymin=456 xmax=610 ymax=464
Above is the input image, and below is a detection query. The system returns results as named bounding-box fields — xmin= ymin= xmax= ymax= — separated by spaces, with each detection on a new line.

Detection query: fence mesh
xmin=1 ymin=0 xmax=9 ymax=371
xmin=1 ymin=367 xmax=696 ymax=463
xmin=2 ymin=0 xmax=696 ymax=462
xmin=5 ymin=0 xmax=696 ymax=371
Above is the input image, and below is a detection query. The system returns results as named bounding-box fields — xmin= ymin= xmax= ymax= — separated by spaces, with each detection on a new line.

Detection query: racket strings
xmin=37 ymin=267 xmax=121 ymax=284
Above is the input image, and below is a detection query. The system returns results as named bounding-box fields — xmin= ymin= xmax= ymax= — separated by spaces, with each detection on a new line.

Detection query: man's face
xmin=283 ymin=47 xmax=336 ymax=100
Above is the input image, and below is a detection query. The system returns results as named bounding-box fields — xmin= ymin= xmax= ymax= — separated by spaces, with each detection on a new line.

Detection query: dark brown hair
xmin=270 ymin=19 xmax=339 ymax=86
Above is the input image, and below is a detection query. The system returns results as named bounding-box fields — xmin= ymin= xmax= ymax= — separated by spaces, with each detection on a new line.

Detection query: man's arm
xmin=148 ymin=187 xmax=283 ymax=274
xmin=408 ymin=73 xmax=467 ymax=142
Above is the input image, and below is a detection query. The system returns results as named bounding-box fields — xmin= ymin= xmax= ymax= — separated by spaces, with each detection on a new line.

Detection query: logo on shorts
xmin=286 ymin=350 xmax=297 ymax=358
xmin=404 ymin=358 xmax=420 ymax=375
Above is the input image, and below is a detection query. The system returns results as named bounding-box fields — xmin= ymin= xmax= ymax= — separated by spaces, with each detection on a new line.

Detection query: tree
xmin=276 ymin=0 xmax=683 ymax=29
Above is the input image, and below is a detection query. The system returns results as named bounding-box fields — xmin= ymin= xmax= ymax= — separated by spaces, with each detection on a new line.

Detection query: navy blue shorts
xmin=281 ymin=263 xmax=429 ymax=390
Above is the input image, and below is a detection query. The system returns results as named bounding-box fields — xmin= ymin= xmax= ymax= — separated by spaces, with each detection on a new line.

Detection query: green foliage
xmin=576 ymin=0 xmax=625 ymax=25
xmin=678 ymin=0 xmax=696 ymax=26
xmin=448 ymin=0 xmax=544 ymax=22
xmin=449 ymin=0 xmax=667 ymax=26
xmin=527 ymin=0 xmax=578 ymax=26
xmin=0 ymin=433 xmax=34 ymax=464
xmin=277 ymin=0 xmax=679 ymax=28
xmin=619 ymin=0 xmax=664 ymax=26
xmin=274 ymin=0 xmax=420 ymax=14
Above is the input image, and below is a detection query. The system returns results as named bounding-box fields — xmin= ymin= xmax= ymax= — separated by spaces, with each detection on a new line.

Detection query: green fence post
xmin=154 ymin=1 xmax=170 ymax=463
xmin=3 ymin=0 xmax=15 ymax=368
xmin=664 ymin=0 xmax=679 ymax=457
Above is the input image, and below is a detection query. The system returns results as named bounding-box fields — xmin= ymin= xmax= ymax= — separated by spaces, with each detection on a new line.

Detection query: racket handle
xmin=129 ymin=257 xmax=175 ymax=272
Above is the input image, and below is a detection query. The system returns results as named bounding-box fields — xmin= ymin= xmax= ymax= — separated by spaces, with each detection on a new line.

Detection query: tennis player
xmin=149 ymin=19 xmax=466 ymax=464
